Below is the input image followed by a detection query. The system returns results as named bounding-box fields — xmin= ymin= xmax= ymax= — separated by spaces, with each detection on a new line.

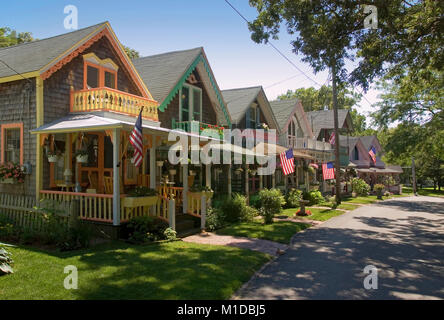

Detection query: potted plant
xmin=374 ymin=184 xmax=385 ymax=200
xmin=75 ymin=149 xmax=88 ymax=163
xmin=123 ymin=186 xmax=158 ymax=208
xmin=189 ymin=185 xmax=214 ymax=201
xmin=0 ymin=163 xmax=24 ymax=184
xmin=47 ymin=150 xmax=60 ymax=163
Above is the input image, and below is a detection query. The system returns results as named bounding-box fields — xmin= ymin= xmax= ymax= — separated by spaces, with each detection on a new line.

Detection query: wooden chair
xmin=103 ymin=175 xmax=124 ymax=194
xmin=87 ymin=172 xmax=98 ymax=194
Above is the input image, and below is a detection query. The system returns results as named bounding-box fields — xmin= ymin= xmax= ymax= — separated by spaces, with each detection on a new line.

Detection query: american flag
xmin=329 ymin=131 xmax=336 ymax=145
xmin=129 ymin=109 xmax=144 ymax=167
xmin=322 ymin=162 xmax=335 ymax=180
xmin=369 ymin=146 xmax=376 ymax=164
xmin=280 ymin=148 xmax=295 ymax=175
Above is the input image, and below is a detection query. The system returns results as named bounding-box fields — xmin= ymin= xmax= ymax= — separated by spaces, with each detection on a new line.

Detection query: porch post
xmin=183 ymin=164 xmax=188 ymax=214
xmin=259 ymin=172 xmax=263 ymax=190
xmin=245 ymin=164 xmax=249 ymax=203
xmin=168 ymin=198 xmax=176 ymax=231
xmin=113 ymin=128 xmax=121 ymax=226
xmin=272 ymin=171 xmax=276 ymax=188
xmin=201 ymin=195 xmax=206 ymax=231
xmin=205 ymin=164 xmax=211 ymax=188
xmin=227 ymin=164 xmax=232 ymax=196
xmin=150 ymin=136 xmax=156 ymax=188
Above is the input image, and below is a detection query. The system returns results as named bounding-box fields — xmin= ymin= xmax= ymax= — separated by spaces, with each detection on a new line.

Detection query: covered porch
xmin=32 ymin=113 xmax=216 ymax=232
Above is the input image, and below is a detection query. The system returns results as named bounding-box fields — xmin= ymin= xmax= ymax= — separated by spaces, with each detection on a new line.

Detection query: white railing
xmin=288 ymin=137 xmax=332 ymax=151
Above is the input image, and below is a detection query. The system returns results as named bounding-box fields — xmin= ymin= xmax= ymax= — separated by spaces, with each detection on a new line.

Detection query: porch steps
xmin=176 ymin=214 xmax=200 ymax=238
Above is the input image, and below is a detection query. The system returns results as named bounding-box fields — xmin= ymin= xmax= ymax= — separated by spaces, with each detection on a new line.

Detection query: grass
xmin=282 ymin=207 xmax=345 ymax=221
xmin=0 ymin=240 xmax=270 ymax=300
xmin=340 ymin=195 xmax=381 ymax=204
xmin=403 ymin=187 xmax=444 ymax=198
xmin=216 ymin=220 xmax=309 ymax=244
xmin=316 ymin=202 xmax=360 ymax=211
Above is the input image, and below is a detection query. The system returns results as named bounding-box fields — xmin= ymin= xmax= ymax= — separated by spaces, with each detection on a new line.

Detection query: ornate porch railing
xmin=70 ymin=87 xmax=158 ymax=121
xmin=172 ymin=120 xmax=224 ymax=139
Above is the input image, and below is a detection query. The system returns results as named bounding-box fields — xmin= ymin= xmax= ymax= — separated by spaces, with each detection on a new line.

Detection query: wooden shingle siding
xmin=0 ymin=78 xmax=37 ymax=197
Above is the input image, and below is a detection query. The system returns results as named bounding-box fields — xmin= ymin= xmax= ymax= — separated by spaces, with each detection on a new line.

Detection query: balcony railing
xmin=173 ymin=120 xmax=224 ymax=139
xmin=289 ymin=137 xmax=333 ymax=151
xmin=70 ymin=87 xmax=158 ymax=121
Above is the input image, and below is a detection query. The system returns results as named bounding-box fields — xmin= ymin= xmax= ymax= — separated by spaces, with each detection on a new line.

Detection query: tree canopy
xmin=0 ymin=27 xmax=34 ymax=47
xmin=123 ymin=46 xmax=140 ymax=60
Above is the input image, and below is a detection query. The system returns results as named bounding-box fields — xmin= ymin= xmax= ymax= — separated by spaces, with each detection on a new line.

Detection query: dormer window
xmin=179 ymin=84 xmax=202 ymax=122
xmin=83 ymin=53 xmax=118 ymax=90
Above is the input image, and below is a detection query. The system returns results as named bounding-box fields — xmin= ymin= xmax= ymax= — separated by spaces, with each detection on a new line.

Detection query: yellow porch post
xmin=35 ymin=76 xmax=44 ymax=201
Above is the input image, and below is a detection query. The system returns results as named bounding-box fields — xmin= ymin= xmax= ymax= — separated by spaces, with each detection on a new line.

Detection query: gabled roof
xmin=133 ymin=47 xmax=231 ymax=126
xmin=360 ymin=135 xmax=379 ymax=151
xmin=221 ymin=86 xmax=279 ymax=131
xmin=222 ymin=86 xmax=262 ymax=124
xmin=339 ymin=135 xmax=360 ymax=151
xmin=269 ymin=98 xmax=313 ymax=137
xmin=0 ymin=22 xmax=154 ymax=99
xmin=0 ymin=22 xmax=105 ymax=78
xmin=306 ymin=109 xmax=352 ymax=139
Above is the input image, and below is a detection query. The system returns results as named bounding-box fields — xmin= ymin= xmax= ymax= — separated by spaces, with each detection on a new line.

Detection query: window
xmin=83 ymin=53 xmax=118 ymax=90
xmin=354 ymin=146 xmax=359 ymax=160
xmin=1 ymin=123 xmax=23 ymax=165
xmin=86 ymin=66 xmax=99 ymax=88
xmin=180 ymin=84 xmax=202 ymax=122
xmin=250 ymin=106 xmax=257 ymax=129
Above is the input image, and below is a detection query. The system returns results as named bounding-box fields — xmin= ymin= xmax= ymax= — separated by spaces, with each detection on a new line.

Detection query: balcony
xmin=70 ymin=87 xmax=158 ymax=121
xmin=289 ymin=137 xmax=333 ymax=151
xmin=173 ymin=120 xmax=224 ymax=139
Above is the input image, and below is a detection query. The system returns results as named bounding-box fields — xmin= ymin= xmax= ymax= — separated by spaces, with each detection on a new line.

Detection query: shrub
xmin=374 ymin=184 xmax=385 ymax=193
xmin=285 ymin=188 xmax=303 ymax=208
xmin=205 ymin=207 xmax=227 ymax=231
xmin=259 ymin=189 xmax=286 ymax=224
xmin=126 ymin=216 xmax=169 ymax=243
xmin=303 ymin=190 xmax=324 ymax=206
xmin=0 ymin=216 xmax=18 ymax=241
xmin=351 ymin=178 xmax=371 ymax=196
xmin=163 ymin=228 xmax=177 ymax=241
xmin=0 ymin=247 xmax=14 ymax=275
xmin=221 ymin=194 xmax=255 ymax=223
xmin=249 ymin=193 xmax=261 ymax=209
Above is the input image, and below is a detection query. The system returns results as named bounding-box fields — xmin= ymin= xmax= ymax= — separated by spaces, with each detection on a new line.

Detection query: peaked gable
xmin=269 ymin=98 xmax=313 ymax=137
xmin=134 ymin=48 xmax=231 ymax=126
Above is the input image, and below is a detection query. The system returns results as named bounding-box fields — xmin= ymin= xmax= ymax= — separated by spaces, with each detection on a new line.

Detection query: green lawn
xmin=340 ymin=195 xmax=381 ymax=204
xmin=403 ymin=187 xmax=444 ymax=198
xmin=282 ymin=207 xmax=345 ymax=221
xmin=216 ymin=220 xmax=309 ymax=244
xmin=317 ymin=202 xmax=360 ymax=211
xmin=0 ymin=241 xmax=270 ymax=300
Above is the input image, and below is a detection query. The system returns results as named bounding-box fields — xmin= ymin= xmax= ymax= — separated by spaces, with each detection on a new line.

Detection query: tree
xmin=123 ymin=46 xmax=140 ymax=60
xmin=247 ymin=0 xmax=443 ymax=201
xmin=0 ymin=27 xmax=34 ymax=47
xmin=278 ymin=85 xmax=367 ymax=135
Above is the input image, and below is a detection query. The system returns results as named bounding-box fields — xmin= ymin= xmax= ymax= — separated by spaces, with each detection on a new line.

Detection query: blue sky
xmin=1 ymin=0 xmax=379 ymax=115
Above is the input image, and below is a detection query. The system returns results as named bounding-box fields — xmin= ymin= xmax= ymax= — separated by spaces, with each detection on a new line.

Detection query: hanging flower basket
xmin=47 ymin=155 xmax=59 ymax=163
xmin=76 ymin=154 xmax=88 ymax=163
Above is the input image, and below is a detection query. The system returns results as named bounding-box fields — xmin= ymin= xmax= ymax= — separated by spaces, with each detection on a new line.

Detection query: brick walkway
xmin=182 ymin=232 xmax=288 ymax=256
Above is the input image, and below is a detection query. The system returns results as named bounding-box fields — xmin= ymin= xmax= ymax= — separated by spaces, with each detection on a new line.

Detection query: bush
xmin=205 ymin=207 xmax=227 ymax=231
xmin=126 ymin=216 xmax=169 ymax=243
xmin=0 ymin=216 xmax=18 ymax=241
xmin=285 ymin=188 xmax=303 ymax=208
xmin=221 ymin=194 xmax=256 ymax=223
xmin=0 ymin=247 xmax=14 ymax=275
xmin=163 ymin=228 xmax=177 ymax=241
xmin=249 ymin=193 xmax=261 ymax=209
xmin=351 ymin=178 xmax=371 ymax=196
xmin=303 ymin=190 xmax=324 ymax=206
xmin=259 ymin=189 xmax=285 ymax=224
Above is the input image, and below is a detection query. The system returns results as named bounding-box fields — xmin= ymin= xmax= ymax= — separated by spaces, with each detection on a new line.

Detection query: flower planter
xmin=47 ymin=155 xmax=59 ymax=163
xmin=0 ymin=178 xmax=14 ymax=184
xmin=169 ymin=169 xmax=177 ymax=176
xmin=157 ymin=161 xmax=164 ymax=167
xmin=122 ymin=195 xmax=158 ymax=208
xmin=188 ymin=191 xmax=214 ymax=201
xmin=76 ymin=154 xmax=88 ymax=163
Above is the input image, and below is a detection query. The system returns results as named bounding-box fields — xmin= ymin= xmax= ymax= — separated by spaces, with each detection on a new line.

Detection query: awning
xmin=30 ymin=113 xmax=220 ymax=141
xmin=252 ymin=142 xmax=314 ymax=160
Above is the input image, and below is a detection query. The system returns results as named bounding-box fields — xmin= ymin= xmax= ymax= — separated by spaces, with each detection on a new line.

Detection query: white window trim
xmin=179 ymin=83 xmax=202 ymax=122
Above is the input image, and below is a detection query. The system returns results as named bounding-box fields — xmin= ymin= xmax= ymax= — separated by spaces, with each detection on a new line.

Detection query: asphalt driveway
xmin=234 ymin=196 xmax=444 ymax=300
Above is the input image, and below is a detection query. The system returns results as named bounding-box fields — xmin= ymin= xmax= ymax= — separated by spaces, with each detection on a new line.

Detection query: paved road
xmin=235 ymin=196 xmax=444 ymax=300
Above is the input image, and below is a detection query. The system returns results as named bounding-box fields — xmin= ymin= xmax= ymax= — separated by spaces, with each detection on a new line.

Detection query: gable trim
xmin=159 ymin=53 xmax=231 ymax=127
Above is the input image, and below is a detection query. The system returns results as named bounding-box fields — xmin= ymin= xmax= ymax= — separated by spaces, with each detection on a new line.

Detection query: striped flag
xmin=322 ymin=162 xmax=335 ymax=180
xmin=280 ymin=148 xmax=295 ymax=175
xmin=129 ymin=109 xmax=144 ymax=167
xmin=309 ymin=163 xmax=319 ymax=169
xmin=369 ymin=146 xmax=376 ymax=164
xmin=329 ymin=131 xmax=336 ymax=145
